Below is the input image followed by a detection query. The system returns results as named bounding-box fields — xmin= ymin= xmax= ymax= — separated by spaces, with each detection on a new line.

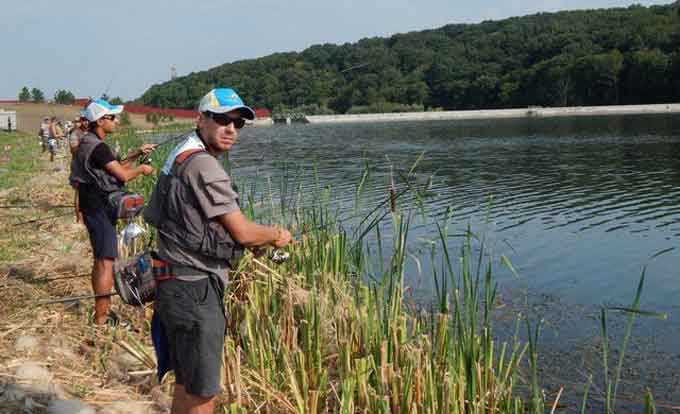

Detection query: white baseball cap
xmin=84 ymin=99 xmax=124 ymax=122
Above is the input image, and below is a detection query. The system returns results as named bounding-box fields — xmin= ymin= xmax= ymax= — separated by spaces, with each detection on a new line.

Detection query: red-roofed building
xmin=254 ymin=108 xmax=271 ymax=118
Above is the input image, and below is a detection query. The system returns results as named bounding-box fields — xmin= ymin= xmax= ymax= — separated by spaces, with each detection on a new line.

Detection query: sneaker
xmin=106 ymin=311 xmax=121 ymax=327
xmin=92 ymin=311 xmax=128 ymax=329
xmin=107 ymin=311 xmax=131 ymax=328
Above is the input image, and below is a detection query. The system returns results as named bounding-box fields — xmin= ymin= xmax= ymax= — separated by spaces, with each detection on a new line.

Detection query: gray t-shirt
xmin=69 ymin=128 xmax=86 ymax=149
xmin=157 ymin=152 xmax=240 ymax=284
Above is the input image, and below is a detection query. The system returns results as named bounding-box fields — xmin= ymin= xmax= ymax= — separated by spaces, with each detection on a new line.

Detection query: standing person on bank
xmin=69 ymin=113 xmax=88 ymax=156
xmin=69 ymin=99 xmax=156 ymax=325
xmin=146 ymin=88 xmax=291 ymax=414
xmin=47 ymin=116 xmax=62 ymax=162
xmin=39 ymin=117 xmax=50 ymax=152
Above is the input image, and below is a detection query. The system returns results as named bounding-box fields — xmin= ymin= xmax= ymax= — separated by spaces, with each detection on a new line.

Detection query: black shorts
xmin=83 ymin=209 xmax=118 ymax=259
xmin=155 ymin=278 xmax=226 ymax=397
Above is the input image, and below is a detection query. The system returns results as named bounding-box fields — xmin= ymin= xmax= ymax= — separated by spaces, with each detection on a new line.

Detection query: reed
xmin=594 ymin=249 xmax=670 ymax=414
xmin=106 ymin=130 xmax=659 ymax=413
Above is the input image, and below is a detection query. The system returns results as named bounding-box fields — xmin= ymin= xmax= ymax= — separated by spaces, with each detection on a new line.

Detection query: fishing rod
xmin=36 ymin=292 xmax=118 ymax=306
xmin=119 ymin=131 xmax=189 ymax=164
xmin=33 ymin=273 xmax=90 ymax=282
xmin=0 ymin=204 xmax=74 ymax=209
xmin=13 ymin=211 xmax=73 ymax=226
xmin=36 ymin=249 xmax=291 ymax=305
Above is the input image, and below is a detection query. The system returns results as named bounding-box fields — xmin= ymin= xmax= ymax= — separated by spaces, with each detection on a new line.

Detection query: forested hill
xmin=137 ymin=2 xmax=680 ymax=114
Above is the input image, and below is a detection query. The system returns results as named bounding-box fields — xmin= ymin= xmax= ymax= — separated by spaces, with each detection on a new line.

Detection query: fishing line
xmin=119 ymin=131 xmax=189 ymax=164
xmin=13 ymin=211 xmax=73 ymax=226
xmin=33 ymin=273 xmax=91 ymax=282
xmin=36 ymin=292 xmax=118 ymax=306
xmin=0 ymin=204 xmax=74 ymax=209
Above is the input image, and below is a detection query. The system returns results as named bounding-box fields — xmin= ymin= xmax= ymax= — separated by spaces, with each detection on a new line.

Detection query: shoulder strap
xmin=171 ymin=149 xmax=209 ymax=180
xmin=175 ymin=148 xmax=205 ymax=165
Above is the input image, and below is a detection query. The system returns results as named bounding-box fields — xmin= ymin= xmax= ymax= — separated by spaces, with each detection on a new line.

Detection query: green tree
xmin=31 ymin=88 xmax=45 ymax=103
xmin=54 ymin=89 xmax=75 ymax=104
xmin=109 ymin=96 xmax=124 ymax=105
xmin=18 ymin=87 xmax=31 ymax=102
xmin=571 ymin=50 xmax=624 ymax=105
xmin=622 ymin=49 xmax=672 ymax=103
xmin=671 ymin=51 xmax=680 ymax=100
xmin=133 ymin=2 xmax=680 ymax=111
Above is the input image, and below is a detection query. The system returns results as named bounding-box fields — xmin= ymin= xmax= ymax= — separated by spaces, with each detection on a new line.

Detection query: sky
xmin=1 ymin=0 xmax=672 ymax=102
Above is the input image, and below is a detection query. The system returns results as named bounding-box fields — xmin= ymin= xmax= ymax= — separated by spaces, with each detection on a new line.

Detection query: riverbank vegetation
xmin=0 ymin=130 xmax=665 ymax=413
xmin=137 ymin=2 xmax=680 ymax=115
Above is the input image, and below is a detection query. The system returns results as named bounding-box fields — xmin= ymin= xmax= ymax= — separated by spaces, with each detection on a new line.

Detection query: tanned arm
xmin=104 ymin=161 xmax=154 ymax=183
xmin=216 ymin=210 xmax=291 ymax=248
xmin=120 ymin=144 xmax=157 ymax=166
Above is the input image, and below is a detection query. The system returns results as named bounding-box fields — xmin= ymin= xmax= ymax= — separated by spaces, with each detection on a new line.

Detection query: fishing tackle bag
xmin=106 ymin=191 xmax=145 ymax=220
xmin=114 ymin=251 xmax=156 ymax=306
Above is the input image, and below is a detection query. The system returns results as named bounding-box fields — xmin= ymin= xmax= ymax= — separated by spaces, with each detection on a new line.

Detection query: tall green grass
xmin=0 ymin=132 xmax=42 ymax=189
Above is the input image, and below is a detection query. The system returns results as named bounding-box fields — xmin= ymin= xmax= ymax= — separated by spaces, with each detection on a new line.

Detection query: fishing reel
xmin=252 ymin=248 xmax=290 ymax=264
xmin=270 ymin=249 xmax=290 ymax=264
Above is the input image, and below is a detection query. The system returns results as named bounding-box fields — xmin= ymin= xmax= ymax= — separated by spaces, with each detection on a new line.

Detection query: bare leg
xmin=171 ymin=384 xmax=216 ymax=414
xmin=171 ymin=384 xmax=186 ymax=414
xmin=91 ymin=257 xmax=114 ymax=325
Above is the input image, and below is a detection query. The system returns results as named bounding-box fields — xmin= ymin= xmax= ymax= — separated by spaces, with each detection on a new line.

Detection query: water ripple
xmin=223 ymin=115 xmax=680 ymax=306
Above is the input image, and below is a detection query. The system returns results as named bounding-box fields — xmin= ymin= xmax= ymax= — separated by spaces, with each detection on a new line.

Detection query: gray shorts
xmin=155 ymin=277 xmax=226 ymax=397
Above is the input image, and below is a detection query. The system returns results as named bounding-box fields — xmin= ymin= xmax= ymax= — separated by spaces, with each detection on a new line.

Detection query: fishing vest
xmin=143 ymin=149 xmax=244 ymax=268
xmin=69 ymin=132 xmax=123 ymax=194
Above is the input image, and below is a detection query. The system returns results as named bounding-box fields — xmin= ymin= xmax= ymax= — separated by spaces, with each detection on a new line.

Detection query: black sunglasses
xmin=204 ymin=112 xmax=246 ymax=129
xmin=101 ymin=114 xmax=117 ymax=121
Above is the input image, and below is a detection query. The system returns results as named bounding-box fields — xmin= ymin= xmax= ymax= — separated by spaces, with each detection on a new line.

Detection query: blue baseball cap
xmin=198 ymin=88 xmax=255 ymax=120
xmin=84 ymin=99 xmax=123 ymax=122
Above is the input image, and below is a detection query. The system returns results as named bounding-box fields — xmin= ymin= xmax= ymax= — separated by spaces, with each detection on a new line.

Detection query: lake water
xmin=161 ymin=114 xmax=680 ymax=406
xmin=232 ymin=115 xmax=680 ymax=310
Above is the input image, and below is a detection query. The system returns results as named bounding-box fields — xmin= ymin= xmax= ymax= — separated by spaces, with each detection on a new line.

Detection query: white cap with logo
xmin=83 ymin=99 xmax=124 ymax=122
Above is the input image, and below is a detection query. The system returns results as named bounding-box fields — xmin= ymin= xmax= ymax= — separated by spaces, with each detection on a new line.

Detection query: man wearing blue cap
xmin=70 ymin=99 xmax=156 ymax=325
xmin=145 ymin=88 xmax=291 ymax=414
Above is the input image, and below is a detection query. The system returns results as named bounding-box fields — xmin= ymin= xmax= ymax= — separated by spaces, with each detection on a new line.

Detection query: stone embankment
xmin=306 ymin=103 xmax=680 ymax=124
xmin=2 ymin=334 xmax=154 ymax=414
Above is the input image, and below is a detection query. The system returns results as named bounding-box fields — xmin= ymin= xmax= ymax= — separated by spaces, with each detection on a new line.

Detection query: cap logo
xmin=210 ymin=94 xmax=219 ymax=108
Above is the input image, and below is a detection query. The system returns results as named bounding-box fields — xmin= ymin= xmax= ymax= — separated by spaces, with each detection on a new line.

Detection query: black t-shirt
xmin=78 ymin=142 xmax=119 ymax=214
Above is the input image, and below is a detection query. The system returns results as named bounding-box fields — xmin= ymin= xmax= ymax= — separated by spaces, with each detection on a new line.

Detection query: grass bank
xmin=0 ymin=130 xmax=661 ymax=413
